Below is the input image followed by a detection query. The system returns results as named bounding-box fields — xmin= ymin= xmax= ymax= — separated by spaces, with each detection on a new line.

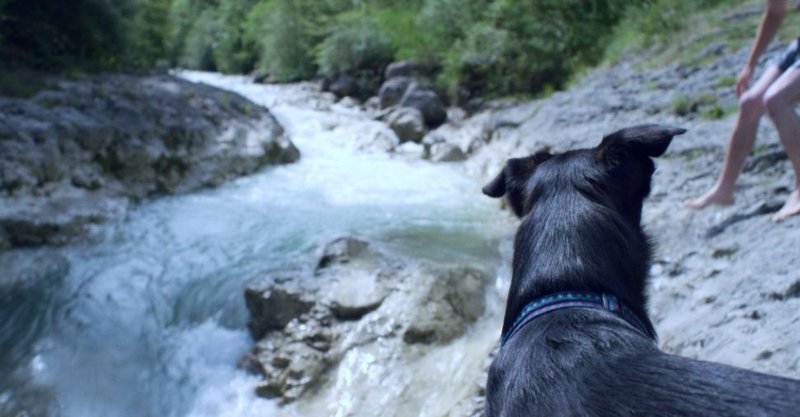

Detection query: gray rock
xmin=385 ymin=61 xmax=420 ymax=79
xmin=399 ymin=83 xmax=447 ymax=127
xmin=403 ymin=265 xmax=490 ymax=344
xmin=386 ymin=107 xmax=426 ymax=144
xmin=378 ymin=76 xmax=413 ymax=109
xmin=244 ymin=283 xmax=315 ymax=339
xmin=327 ymin=270 xmax=389 ymax=320
xmin=329 ymin=74 xmax=357 ymax=98
xmin=317 ymin=236 xmax=369 ymax=269
xmin=429 ymin=143 xmax=467 ymax=162
xmin=244 ymin=236 xmax=493 ymax=404
xmin=0 ymin=73 xmax=298 ymax=248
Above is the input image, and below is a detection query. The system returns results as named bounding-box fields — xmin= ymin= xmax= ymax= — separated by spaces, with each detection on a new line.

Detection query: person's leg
xmin=764 ymin=67 xmax=800 ymax=221
xmin=686 ymin=66 xmax=782 ymax=208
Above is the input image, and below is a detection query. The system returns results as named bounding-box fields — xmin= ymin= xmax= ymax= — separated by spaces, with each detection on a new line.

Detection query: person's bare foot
xmin=771 ymin=190 xmax=800 ymax=221
xmin=685 ymin=187 xmax=735 ymax=209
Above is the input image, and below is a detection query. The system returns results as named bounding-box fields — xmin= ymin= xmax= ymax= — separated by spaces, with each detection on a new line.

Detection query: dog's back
xmin=483 ymin=125 xmax=800 ymax=417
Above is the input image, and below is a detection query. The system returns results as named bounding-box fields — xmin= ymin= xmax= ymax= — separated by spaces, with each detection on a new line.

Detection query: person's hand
xmin=736 ymin=65 xmax=753 ymax=97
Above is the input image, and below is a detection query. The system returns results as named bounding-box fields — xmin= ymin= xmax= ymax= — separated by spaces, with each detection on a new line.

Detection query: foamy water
xmin=0 ymin=71 xmax=512 ymax=416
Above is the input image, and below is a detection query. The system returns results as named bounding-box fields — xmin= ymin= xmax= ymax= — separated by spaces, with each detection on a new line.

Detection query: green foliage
xmin=715 ymin=75 xmax=738 ymax=89
xmin=315 ymin=12 xmax=395 ymax=77
xmin=131 ymin=0 xmax=173 ymax=68
xmin=436 ymin=0 xmax=634 ymax=99
xmin=180 ymin=7 xmax=219 ymax=70
xmin=604 ymin=0 xmax=744 ymax=65
xmin=372 ymin=8 xmax=435 ymax=62
xmin=671 ymin=94 xmax=692 ymax=116
xmin=0 ymin=0 xmax=756 ymax=103
xmin=0 ymin=0 xmax=136 ymax=70
xmin=212 ymin=0 xmax=259 ymax=73
xmin=244 ymin=0 xmax=317 ymax=81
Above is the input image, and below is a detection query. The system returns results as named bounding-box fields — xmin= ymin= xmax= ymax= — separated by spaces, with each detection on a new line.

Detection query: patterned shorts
xmin=775 ymin=37 xmax=800 ymax=72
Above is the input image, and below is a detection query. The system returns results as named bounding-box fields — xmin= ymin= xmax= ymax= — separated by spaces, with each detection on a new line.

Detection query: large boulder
xmin=329 ymin=74 xmax=357 ymax=98
xmin=399 ymin=83 xmax=447 ymax=127
xmin=386 ymin=107 xmax=426 ymax=144
xmin=241 ymin=236 xmax=493 ymax=405
xmin=0 ymin=73 xmax=299 ymax=248
xmin=378 ymin=76 xmax=413 ymax=109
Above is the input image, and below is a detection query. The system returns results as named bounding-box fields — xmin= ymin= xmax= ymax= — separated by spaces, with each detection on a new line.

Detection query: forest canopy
xmin=0 ymin=0 xmax=733 ymax=98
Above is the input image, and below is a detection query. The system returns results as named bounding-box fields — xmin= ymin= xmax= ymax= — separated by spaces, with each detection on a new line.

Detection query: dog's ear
xmin=482 ymin=152 xmax=552 ymax=198
xmin=595 ymin=124 xmax=686 ymax=162
xmin=482 ymin=170 xmax=508 ymax=198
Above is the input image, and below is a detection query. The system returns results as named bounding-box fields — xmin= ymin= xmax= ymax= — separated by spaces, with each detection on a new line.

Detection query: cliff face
xmin=0 ymin=73 xmax=299 ymax=248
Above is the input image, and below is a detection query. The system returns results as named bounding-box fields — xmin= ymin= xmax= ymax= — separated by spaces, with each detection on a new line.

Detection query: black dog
xmin=482 ymin=125 xmax=800 ymax=417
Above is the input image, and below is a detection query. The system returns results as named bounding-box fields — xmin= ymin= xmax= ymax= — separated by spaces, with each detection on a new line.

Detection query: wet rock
xmin=244 ymin=283 xmax=315 ymax=339
xmin=328 ymin=270 xmax=389 ymax=320
xmin=399 ymin=83 xmax=447 ymax=128
xmin=253 ymin=341 xmax=328 ymax=404
xmin=378 ymin=76 xmax=413 ymax=109
xmin=364 ymin=96 xmax=381 ymax=112
xmin=329 ymin=74 xmax=357 ymax=98
xmin=244 ymin=236 xmax=493 ymax=405
xmin=428 ymin=143 xmax=467 ymax=162
xmin=404 ymin=265 xmax=490 ymax=344
xmin=386 ymin=107 xmax=426 ymax=144
xmin=317 ymin=236 xmax=369 ymax=269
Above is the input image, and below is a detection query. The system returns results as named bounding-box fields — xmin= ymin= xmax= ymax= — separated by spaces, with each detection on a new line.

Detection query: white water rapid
xmin=0 ymin=71 xmax=513 ymax=417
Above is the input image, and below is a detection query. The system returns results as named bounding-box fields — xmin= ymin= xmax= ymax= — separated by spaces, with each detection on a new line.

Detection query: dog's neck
xmin=502 ymin=193 xmax=656 ymax=338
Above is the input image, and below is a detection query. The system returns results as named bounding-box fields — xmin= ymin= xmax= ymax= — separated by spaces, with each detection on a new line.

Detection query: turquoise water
xmin=0 ymin=73 xmax=512 ymax=416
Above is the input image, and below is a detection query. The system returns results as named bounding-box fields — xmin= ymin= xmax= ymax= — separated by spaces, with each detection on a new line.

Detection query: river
xmin=0 ymin=71 xmax=513 ymax=417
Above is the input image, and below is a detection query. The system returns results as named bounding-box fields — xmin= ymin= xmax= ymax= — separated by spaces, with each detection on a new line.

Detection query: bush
xmin=437 ymin=0 xmax=632 ymax=100
xmin=604 ymin=0 xmax=738 ymax=63
xmin=244 ymin=0 xmax=318 ymax=81
xmin=0 ymin=0 xmax=135 ymax=70
xmin=179 ymin=8 xmax=219 ymax=70
xmin=315 ymin=13 xmax=395 ymax=78
xmin=130 ymin=0 xmax=173 ymax=68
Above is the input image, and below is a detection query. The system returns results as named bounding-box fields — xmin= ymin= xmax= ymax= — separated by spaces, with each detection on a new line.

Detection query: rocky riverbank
xmin=409 ymin=30 xmax=800 ymax=414
xmin=238 ymin=32 xmax=800 ymax=415
xmin=0 ymin=72 xmax=299 ymax=249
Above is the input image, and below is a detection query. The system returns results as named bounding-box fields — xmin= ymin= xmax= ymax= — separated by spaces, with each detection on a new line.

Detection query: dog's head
xmin=483 ymin=124 xmax=685 ymax=222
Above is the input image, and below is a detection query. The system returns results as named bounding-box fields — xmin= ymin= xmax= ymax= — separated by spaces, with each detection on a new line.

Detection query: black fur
xmin=483 ymin=125 xmax=800 ymax=417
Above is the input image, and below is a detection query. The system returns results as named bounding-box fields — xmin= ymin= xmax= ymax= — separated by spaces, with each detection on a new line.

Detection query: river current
xmin=1 ymin=72 xmax=513 ymax=416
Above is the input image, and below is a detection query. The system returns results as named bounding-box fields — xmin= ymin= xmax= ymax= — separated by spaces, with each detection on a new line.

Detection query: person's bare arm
xmin=737 ymin=0 xmax=788 ymax=96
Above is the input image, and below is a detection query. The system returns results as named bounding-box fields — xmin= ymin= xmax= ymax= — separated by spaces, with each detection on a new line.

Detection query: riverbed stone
xmin=428 ymin=142 xmax=467 ymax=162
xmin=317 ymin=236 xmax=369 ymax=269
xmin=403 ymin=265 xmax=490 ymax=344
xmin=386 ymin=107 xmax=426 ymax=144
xmin=399 ymin=83 xmax=447 ymax=127
xmin=244 ymin=283 xmax=315 ymax=339
xmin=329 ymin=74 xmax=357 ymax=98
xmin=378 ymin=76 xmax=413 ymax=109
xmin=243 ymin=236 xmax=493 ymax=404
xmin=327 ymin=270 xmax=390 ymax=320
